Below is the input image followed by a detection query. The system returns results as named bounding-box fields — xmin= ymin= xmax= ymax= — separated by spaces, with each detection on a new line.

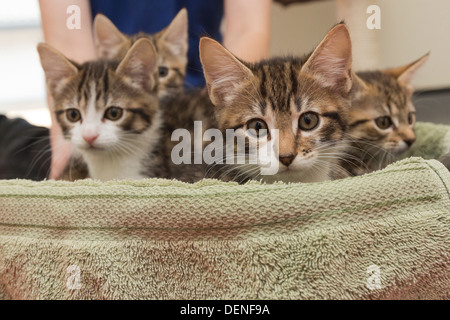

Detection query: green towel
xmin=405 ymin=122 xmax=450 ymax=160
xmin=0 ymin=122 xmax=449 ymax=300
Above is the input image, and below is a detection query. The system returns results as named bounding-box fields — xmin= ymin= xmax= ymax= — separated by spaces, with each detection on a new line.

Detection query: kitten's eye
xmin=66 ymin=109 xmax=81 ymax=122
xmin=159 ymin=66 xmax=169 ymax=78
xmin=299 ymin=112 xmax=319 ymax=131
xmin=104 ymin=107 xmax=123 ymax=121
xmin=247 ymin=119 xmax=268 ymax=138
xmin=408 ymin=112 xmax=416 ymax=125
xmin=375 ymin=116 xmax=392 ymax=129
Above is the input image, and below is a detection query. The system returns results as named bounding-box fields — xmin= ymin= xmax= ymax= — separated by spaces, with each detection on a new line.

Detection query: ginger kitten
xmin=341 ymin=54 xmax=429 ymax=176
xmin=199 ymin=24 xmax=354 ymax=183
xmin=38 ymin=39 xmax=169 ymax=181
xmin=94 ymin=9 xmax=188 ymax=98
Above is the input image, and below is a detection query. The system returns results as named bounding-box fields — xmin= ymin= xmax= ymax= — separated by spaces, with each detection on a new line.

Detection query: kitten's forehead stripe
xmin=77 ymin=69 xmax=88 ymax=103
xmin=77 ymin=68 xmax=90 ymax=105
xmin=252 ymin=59 xmax=304 ymax=113
xmin=386 ymin=100 xmax=392 ymax=114
xmin=259 ymin=101 xmax=267 ymax=116
xmin=289 ymin=63 xmax=298 ymax=95
xmin=259 ymin=66 xmax=267 ymax=98
xmin=95 ymin=83 xmax=102 ymax=102
xmin=103 ymin=69 xmax=109 ymax=105
xmin=322 ymin=112 xmax=346 ymax=131
xmin=349 ymin=119 xmax=370 ymax=128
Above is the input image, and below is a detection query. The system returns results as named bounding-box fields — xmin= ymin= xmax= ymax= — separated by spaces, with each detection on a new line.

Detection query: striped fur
xmin=159 ymin=88 xmax=219 ymax=183
xmin=38 ymin=39 xmax=169 ymax=181
xmin=94 ymin=9 xmax=188 ymax=98
xmin=200 ymin=24 xmax=354 ymax=183
xmin=340 ymin=54 xmax=429 ymax=176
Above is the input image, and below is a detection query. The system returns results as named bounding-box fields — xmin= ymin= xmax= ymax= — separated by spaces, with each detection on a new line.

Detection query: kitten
xmin=51 ymin=11 xmax=187 ymax=181
xmin=199 ymin=23 xmax=354 ymax=183
xmin=94 ymin=8 xmax=188 ymax=98
xmin=38 ymin=38 xmax=169 ymax=181
xmin=160 ymin=88 xmax=218 ymax=183
xmin=340 ymin=54 xmax=429 ymax=176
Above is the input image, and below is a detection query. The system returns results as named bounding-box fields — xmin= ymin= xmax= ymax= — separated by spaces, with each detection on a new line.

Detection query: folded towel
xmin=0 ymin=156 xmax=449 ymax=299
xmin=0 ymin=121 xmax=449 ymax=299
xmin=404 ymin=122 xmax=450 ymax=160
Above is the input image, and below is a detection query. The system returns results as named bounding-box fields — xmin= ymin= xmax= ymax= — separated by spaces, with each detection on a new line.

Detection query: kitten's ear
xmin=37 ymin=43 xmax=78 ymax=96
xmin=302 ymin=23 xmax=353 ymax=94
xmin=116 ymin=38 xmax=158 ymax=92
xmin=158 ymin=8 xmax=188 ymax=57
xmin=94 ymin=14 xmax=131 ymax=59
xmin=383 ymin=53 xmax=429 ymax=91
xmin=351 ymin=72 xmax=368 ymax=92
xmin=200 ymin=37 xmax=253 ymax=107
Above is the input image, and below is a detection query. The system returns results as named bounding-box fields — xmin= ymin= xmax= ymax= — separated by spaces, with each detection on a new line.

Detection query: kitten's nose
xmin=404 ymin=138 xmax=415 ymax=147
xmin=279 ymin=154 xmax=296 ymax=167
xmin=83 ymin=134 xmax=99 ymax=145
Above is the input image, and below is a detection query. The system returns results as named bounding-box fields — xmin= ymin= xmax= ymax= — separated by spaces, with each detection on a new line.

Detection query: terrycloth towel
xmin=0 ymin=122 xmax=449 ymax=300
xmin=404 ymin=122 xmax=450 ymax=160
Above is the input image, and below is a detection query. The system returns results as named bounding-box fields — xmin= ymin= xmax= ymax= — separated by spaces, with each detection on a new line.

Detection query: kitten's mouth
xmin=276 ymin=167 xmax=297 ymax=175
xmin=277 ymin=160 xmax=315 ymax=174
xmin=79 ymin=145 xmax=105 ymax=152
xmin=387 ymin=144 xmax=409 ymax=155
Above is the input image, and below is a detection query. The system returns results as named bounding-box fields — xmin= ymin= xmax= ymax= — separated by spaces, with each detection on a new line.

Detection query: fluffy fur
xmin=159 ymin=88 xmax=219 ymax=182
xmin=340 ymin=54 xmax=429 ymax=176
xmin=38 ymin=39 xmax=169 ymax=181
xmin=94 ymin=9 xmax=188 ymax=98
xmin=200 ymin=24 xmax=354 ymax=183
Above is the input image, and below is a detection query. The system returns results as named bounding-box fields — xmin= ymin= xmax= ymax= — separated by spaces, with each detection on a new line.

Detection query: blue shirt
xmin=90 ymin=0 xmax=224 ymax=87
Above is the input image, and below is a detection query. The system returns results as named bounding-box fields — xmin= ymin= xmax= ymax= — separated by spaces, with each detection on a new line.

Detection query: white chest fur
xmin=84 ymin=152 xmax=148 ymax=181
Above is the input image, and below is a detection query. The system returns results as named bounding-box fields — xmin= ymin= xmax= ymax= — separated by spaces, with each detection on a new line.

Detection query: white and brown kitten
xmin=38 ymin=39 xmax=169 ymax=181
xmin=341 ymin=54 xmax=429 ymax=176
xmin=94 ymin=9 xmax=188 ymax=98
xmin=199 ymin=23 xmax=355 ymax=183
xmin=49 ymin=10 xmax=187 ymax=181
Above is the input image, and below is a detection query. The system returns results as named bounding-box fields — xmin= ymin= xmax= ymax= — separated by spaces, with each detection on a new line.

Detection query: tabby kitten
xmin=340 ymin=54 xmax=429 ymax=176
xmin=38 ymin=39 xmax=169 ymax=181
xmin=52 ymin=10 xmax=186 ymax=181
xmin=160 ymin=88 xmax=218 ymax=183
xmin=94 ymin=8 xmax=188 ymax=98
xmin=199 ymin=24 xmax=354 ymax=183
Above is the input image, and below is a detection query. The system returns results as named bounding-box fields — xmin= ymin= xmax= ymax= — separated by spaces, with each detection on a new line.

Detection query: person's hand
xmin=39 ymin=0 xmax=97 ymax=178
xmin=48 ymin=106 xmax=73 ymax=179
xmin=223 ymin=0 xmax=272 ymax=62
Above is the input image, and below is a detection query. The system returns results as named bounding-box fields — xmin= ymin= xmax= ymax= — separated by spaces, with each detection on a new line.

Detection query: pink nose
xmin=83 ymin=135 xmax=98 ymax=145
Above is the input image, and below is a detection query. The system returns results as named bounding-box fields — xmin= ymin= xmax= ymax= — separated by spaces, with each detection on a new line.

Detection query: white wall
xmin=377 ymin=0 xmax=450 ymax=90
xmin=1 ymin=0 xmax=448 ymax=127
xmin=270 ymin=0 xmax=450 ymax=90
